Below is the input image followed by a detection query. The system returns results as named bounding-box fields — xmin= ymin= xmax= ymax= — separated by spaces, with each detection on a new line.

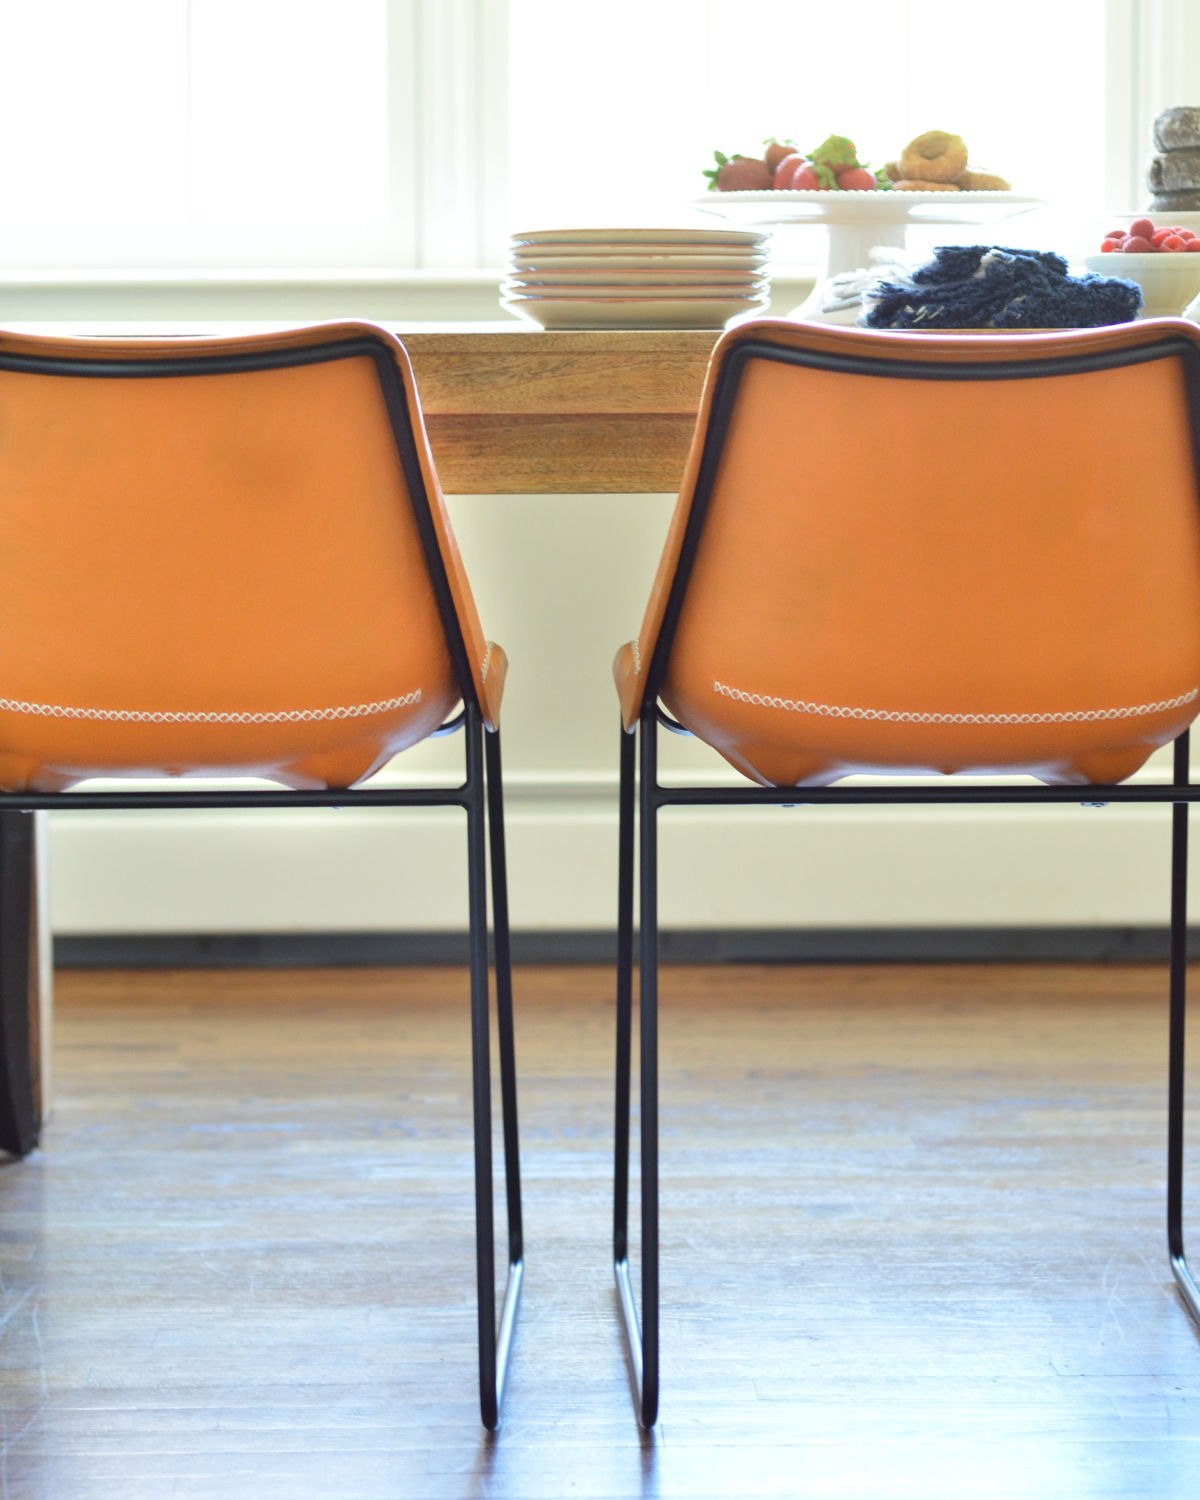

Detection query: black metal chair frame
xmin=613 ymin=333 xmax=1200 ymax=1428
xmin=0 ymin=334 xmax=523 ymax=1431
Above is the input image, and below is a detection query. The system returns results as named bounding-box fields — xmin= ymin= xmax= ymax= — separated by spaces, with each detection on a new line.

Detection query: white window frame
xmin=0 ymin=0 xmax=509 ymax=273
xmin=1106 ymin=0 xmax=1200 ymax=216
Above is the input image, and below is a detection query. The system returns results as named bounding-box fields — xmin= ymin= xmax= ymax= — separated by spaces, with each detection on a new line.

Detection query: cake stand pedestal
xmin=688 ymin=191 xmax=1046 ymax=278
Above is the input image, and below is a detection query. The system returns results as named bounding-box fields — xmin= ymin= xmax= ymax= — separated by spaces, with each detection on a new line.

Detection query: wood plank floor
xmin=0 ymin=963 xmax=1198 ymax=1498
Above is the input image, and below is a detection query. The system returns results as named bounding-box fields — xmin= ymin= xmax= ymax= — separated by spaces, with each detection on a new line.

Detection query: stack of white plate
xmin=502 ymin=227 xmax=772 ymax=329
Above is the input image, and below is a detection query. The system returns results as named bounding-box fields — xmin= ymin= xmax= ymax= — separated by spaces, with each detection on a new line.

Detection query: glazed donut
xmin=893 ymin=179 xmax=960 ymax=191
xmin=899 ymin=131 xmax=968 ymax=184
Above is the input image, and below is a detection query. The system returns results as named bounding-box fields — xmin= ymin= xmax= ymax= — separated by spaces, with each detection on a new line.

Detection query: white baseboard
xmin=47 ymin=781 xmax=1191 ymax=935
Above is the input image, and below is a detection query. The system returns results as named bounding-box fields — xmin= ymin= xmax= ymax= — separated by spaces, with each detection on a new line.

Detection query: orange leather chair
xmin=0 ymin=322 xmax=521 ymax=1429
xmin=612 ymin=317 xmax=1200 ymax=1426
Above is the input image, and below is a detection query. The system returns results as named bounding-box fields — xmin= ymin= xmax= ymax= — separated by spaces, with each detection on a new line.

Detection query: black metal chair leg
xmin=613 ymin=718 xmax=639 ymax=1397
xmin=0 ymin=810 xmax=36 ymax=1158
xmin=465 ymin=707 xmax=501 ymax=1430
xmin=1169 ymin=730 xmax=1200 ymax=1324
xmin=615 ymin=704 xmax=660 ymax=1427
xmin=485 ymin=724 xmax=524 ymax=1408
xmin=638 ymin=703 xmax=661 ymax=1427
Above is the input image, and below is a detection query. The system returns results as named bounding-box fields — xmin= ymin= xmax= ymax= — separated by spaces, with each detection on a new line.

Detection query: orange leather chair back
xmin=617 ymin=320 xmax=1200 ymax=787
xmin=0 ymin=323 xmax=502 ymax=792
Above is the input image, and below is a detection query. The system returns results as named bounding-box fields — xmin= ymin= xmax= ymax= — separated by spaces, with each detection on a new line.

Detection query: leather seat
xmin=617 ymin=319 xmax=1200 ymax=787
xmin=0 ymin=322 xmax=504 ymax=790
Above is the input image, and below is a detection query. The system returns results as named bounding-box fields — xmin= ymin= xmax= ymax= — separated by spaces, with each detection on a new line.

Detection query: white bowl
xmin=1106 ymin=212 xmax=1200 ymax=232
xmin=500 ymin=296 xmax=766 ymax=329
xmin=510 ymin=227 xmax=768 ymax=247
xmin=502 ymin=279 xmax=769 ymax=298
xmin=503 ymin=266 xmax=769 ymax=287
xmin=1084 ymin=252 xmax=1200 ymax=317
xmin=510 ymin=252 xmax=771 ymax=272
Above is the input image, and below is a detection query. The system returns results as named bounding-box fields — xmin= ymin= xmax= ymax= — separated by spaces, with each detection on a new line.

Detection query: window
xmin=0 ymin=0 xmax=508 ymax=270
xmin=510 ymin=0 xmax=1109 ymax=265
xmin=0 ymin=1 xmax=1155 ymax=274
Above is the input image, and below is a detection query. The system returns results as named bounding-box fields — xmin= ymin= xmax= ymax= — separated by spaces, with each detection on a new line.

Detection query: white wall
xmin=50 ymin=492 xmax=1192 ymax=936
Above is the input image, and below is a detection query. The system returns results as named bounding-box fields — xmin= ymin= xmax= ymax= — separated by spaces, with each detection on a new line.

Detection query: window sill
xmin=0 ymin=268 xmax=518 ymax=323
xmin=0 ymin=267 xmax=818 ymax=324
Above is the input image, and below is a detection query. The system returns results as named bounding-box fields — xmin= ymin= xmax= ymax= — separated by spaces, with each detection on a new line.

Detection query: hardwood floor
xmin=0 ymin=963 xmax=1198 ymax=1497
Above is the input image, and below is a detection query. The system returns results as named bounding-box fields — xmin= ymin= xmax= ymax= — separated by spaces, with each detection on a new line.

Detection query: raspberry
xmin=1130 ymin=217 xmax=1156 ymax=239
xmin=1123 ymin=235 xmax=1154 ymax=252
xmin=1186 ymin=240 xmax=1200 ymax=251
xmin=1164 ymin=235 xmax=1187 ymax=251
xmin=1100 ymin=239 xmax=1121 ymax=252
xmin=1152 ymin=228 xmax=1174 ymax=246
xmin=1182 ymin=230 xmax=1198 ymax=241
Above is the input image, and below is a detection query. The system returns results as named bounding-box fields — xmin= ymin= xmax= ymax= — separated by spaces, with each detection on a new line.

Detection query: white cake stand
xmin=688 ymin=190 xmax=1046 ymax=278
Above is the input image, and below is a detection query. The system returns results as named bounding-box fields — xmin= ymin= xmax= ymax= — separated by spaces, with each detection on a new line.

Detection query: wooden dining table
xmin=400 ymin=327 xmax=721 ymax=494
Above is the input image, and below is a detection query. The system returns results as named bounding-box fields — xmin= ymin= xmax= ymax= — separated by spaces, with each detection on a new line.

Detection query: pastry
xmin=1148 ymin=148 xmax=1200 ymax=192
xmin=955 ymin=169 xmax=1011 ymax=191
xmin=899 ymin=130 xmax=968 ymax=184
xmin=892 ymin=179 xmax=960 ymax=191
xmin=1154 ymin=106 xmax=1200 ymax=153
xmin=1149 ymin=189 xmax=1200 ymax=211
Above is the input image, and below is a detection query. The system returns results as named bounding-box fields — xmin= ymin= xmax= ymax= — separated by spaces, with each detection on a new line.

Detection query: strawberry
xmin=773 ymin=152 xmax=806 ymax=189
xmin=791 ymin=163 xmax=822 ymax=190
xmin=810 ymin=134 xmax=859 ymax=170
xmin=763 ymin=139 xmax=798 ymax=173
xmin=1163 ymin=234 xmax=1187 ymax=251
xmin=703 ymin=151 xmax=774 ymax=192
xmin=836 ymin=167 xmax=876 ymax=191
xmin=807 ymin=134 xmax=864 ymax=189
xmin=1124 ymin=235 xmax=1154 ymax=252
xmin=1129 ymin=217 xmax=1156 ymax=240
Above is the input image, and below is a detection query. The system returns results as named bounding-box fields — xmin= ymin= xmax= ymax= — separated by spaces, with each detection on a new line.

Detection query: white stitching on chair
xmin=480 ymin=643 xmax=494 ymax=683
xmin=0 ymin=689 xmax=422 ymax=725
xmin=631 ymin=640 xmax=641 ymax=675
xmin=713 ymin=681 xmax=1199 ymax=725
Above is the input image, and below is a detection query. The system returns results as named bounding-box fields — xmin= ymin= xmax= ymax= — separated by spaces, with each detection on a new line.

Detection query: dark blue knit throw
xmin=862 ymin=245 xmax=1142 ymax=329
